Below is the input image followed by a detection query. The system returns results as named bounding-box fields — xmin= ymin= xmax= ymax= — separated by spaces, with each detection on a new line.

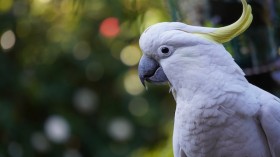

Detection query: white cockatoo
xmin=138 ymin=0 xmax=280 ymax=156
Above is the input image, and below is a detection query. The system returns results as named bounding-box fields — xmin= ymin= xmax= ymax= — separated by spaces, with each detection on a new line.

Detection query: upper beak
xmin=138 ymin=55 xmax=168 ymax=87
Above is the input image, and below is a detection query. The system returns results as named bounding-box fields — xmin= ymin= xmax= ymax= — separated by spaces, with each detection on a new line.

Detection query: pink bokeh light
xmin=99 ymin=17 xmax=120 ymax=38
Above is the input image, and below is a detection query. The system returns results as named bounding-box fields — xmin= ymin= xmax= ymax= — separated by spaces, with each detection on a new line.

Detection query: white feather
xmin=139 ymin=21 xmax=280 ymax=157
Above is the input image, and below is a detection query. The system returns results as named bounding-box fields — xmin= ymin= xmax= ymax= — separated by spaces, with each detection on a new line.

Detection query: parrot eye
xmin=157 ymin=45 xmax=174 ymax=58
xmin=161 ymin=47 xmax=169 ymax=54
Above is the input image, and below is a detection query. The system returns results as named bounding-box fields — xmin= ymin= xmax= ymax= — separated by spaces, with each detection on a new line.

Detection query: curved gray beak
xmin=138 ymin=55 xmax=168 ymax=87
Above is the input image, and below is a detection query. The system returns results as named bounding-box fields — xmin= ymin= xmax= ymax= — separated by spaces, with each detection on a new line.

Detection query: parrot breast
xmin=171 ymin=68 xmax=271 ymax=157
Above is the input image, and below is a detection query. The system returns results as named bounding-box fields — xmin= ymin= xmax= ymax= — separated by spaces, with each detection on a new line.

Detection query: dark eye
xmin=158 ymin=45 xmax=173 ymax=58
xmin=161 ymin=47 xmax=169 ymax=54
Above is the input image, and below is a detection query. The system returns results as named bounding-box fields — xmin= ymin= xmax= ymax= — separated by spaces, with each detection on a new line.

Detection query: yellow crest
xmin=196 ymin=0 xmax=253 ymax=43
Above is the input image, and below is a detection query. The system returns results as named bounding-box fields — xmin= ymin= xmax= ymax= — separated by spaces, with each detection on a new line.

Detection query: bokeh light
xmin=0 ymin=0 xmax=13 ymax=12
xmin=124 ymin=69 xmax=145 ymax=95
xmin=47 ymin=26 xmax=65 ymax=43
xmin=73 ymin=88 xmax=98 ymax=114
xmin=8 ymin=142 xmax=23 ymax=157
xmin=120 ymin=45 xmax=142 ymax=66
xmin=99 ymin=17 xmax=120 ymax=38
xmin=140 ymin=8 xmax=167 ymax=32
xmin=38 ymin=0 xmax=51 ymax=4
xmin=73 ymin=41 xmax=91 ymax=60
xmin=44 ymin=115 xmax=70 ymax=143
xmin=129 ymin=97 xmax=149 ymax=117
xmin=30 ymin=132 xmax=50 ymax=152
xmin=0 ymin=30 xmax=16 ymax=50
xmin=108 ymin=118 xmax=133 ymax=141
xmin=31 ymin=0 xmax=49 ymax=15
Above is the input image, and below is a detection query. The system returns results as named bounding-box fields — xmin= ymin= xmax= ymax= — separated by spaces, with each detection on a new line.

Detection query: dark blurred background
xmin=0 ymin=0 xmax=280 ymax=157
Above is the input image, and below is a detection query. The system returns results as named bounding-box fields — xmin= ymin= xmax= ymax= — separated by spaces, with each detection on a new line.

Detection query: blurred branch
xmin=167 ymin=0 xmax=181 ymax=21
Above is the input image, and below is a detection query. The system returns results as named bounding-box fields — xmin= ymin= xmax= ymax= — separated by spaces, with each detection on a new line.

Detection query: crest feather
xmin=196 ymin=0 xmax=253 ymax=43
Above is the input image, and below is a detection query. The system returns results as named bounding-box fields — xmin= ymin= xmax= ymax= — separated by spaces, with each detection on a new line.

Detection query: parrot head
xmin=138 ymin=0 xmax=252 ymax=87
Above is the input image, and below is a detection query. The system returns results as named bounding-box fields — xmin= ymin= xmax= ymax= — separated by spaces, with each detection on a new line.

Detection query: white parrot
xmin=138 ymin=0 xmax=280 ymax=157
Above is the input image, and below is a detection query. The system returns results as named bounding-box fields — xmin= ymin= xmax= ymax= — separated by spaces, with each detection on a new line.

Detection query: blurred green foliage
xmin=0 ymin=0 xmax=175 ymax=157
xmin=1 ymin=0 xmax=280 ymax=157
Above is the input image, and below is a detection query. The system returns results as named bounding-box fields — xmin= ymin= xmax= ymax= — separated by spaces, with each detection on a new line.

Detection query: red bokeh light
xmin=99 ymin=17 xmax=120 ymax=38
